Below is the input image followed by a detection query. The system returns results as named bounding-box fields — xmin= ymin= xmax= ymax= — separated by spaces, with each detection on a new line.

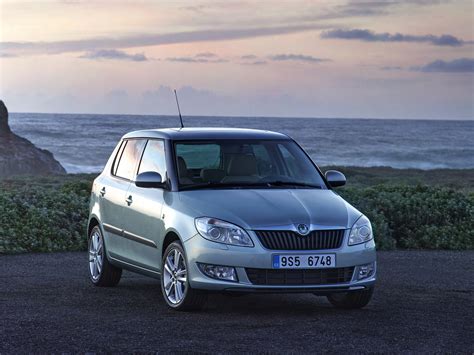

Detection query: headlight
xmin=348 ymin=215 xmax=373 ymax=246
xmin=195 ymin=217 xmax=254 ymax=247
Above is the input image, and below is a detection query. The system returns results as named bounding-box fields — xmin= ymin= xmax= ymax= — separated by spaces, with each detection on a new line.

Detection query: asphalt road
xmin=1 ymin=251 xmax=473 ymax=353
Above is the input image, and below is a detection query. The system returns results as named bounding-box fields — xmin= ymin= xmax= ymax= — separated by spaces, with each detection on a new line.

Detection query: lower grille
xmin=254 ymin=229 xmax=345 ymax=250
xmin=246 ymin=267 xmax=354 ymax=286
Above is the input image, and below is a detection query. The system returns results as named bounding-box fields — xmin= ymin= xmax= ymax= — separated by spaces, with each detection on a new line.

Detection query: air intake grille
xmin=246 ymin=267 xmax=354 ymax=286
xmin=254 ymin=229 xmax=345 ymax=250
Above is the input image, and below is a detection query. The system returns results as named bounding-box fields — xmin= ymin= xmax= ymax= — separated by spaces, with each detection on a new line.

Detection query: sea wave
xmin=62 ymin=163 xmax=104 ymax=174
xmin=9 ymin=113 xmax=474 ymax=173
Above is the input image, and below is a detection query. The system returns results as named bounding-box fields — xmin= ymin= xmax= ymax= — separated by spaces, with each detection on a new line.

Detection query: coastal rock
xmin=0 ymin=100 xmax=66 ymax=177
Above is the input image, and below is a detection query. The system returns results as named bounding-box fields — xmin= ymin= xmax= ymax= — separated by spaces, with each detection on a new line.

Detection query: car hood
xmin=177 ymin=189 xmax=361 ymax=230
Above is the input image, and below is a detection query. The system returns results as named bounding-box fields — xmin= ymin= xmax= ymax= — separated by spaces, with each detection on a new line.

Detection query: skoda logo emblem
xmin=297 ymin=224 xmax=310 ymax=236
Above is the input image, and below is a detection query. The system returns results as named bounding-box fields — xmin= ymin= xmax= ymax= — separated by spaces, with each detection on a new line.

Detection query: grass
xmin=0 ymin=167 xmax=473 ymax=253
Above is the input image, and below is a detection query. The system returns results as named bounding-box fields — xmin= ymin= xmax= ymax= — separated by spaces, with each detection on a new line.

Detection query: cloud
xmin=330 ymin=2 xmax=391 ymax=18
xmin=102 ymin=90 xmax=131 ymax=112
xmin=166 ymin=57 xmax=228 ymax=63
xmin=1 ymin=24 xmax=328 ymax=56
xmin=141 ymin=85 xmax=237 ymax=116
xmin=165 ymin=53 xmax=228 ymax=63
xmin=79 ymin=49 xmax=147 ymax=61
xmin=334 ymin=0 xmax=450 ymax=18
xmin=180 ymin=4 xmax=207 ymax=13
xmin=0 ymin=53 xmax=17 ymax=58
xmin=402 ymin=0 xmax=450 ymax=4
xmin=294 ymin=0 xmax=444 ymax=23
xmin=381 ymin=66 xmax=404 ymax=71
xmin=241 ymin=60 xmax=268 ymax=66
xmin=321 ymin=29 xmax=465 ymax=46
xmin=105 ymin=89 xmax=128 ymax=100
xmin=269 ymin=54 xmax=329 ymax=63
xmin=239 ymin=54 xmax=267 ymax=65
xmin=194 ymin=52 xmax=218 ymax=58
xmin=413 ymin=58 xmax=474 ymax=73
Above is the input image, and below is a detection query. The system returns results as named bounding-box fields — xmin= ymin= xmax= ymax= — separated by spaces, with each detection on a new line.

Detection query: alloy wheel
xmin=163 ymin=248 xmax=187 ymax=304
xmin=89 ymin=229 xmax=104 ymax=281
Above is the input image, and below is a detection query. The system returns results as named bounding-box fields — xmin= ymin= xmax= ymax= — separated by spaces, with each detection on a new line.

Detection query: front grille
xmin=246 ymin=267 xmax=354 ymax=286
xmin=254 ymin=229 xmax=345 ymax=250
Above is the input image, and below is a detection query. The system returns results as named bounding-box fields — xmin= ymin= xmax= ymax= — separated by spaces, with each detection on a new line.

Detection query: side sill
xmin=108 ymin=254 xmax=161 ymax=279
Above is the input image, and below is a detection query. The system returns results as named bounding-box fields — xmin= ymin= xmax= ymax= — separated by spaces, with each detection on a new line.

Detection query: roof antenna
xmin=174 ymin=89 xmax=184 ymax=129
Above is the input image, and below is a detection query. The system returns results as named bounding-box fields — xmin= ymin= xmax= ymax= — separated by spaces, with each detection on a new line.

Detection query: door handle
xmin=99 ymin=187 xmax=106 ymax=197
xmin=125 ymin=195 xmax=133 ymax=206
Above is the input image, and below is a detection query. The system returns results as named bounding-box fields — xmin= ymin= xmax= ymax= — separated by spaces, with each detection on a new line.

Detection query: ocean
xmin=8 ymin=113 xmax=474 ymax=173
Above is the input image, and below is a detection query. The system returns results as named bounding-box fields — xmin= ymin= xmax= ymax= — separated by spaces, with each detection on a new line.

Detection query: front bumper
xmin=184 ymin=230 xmax=377 ymax=293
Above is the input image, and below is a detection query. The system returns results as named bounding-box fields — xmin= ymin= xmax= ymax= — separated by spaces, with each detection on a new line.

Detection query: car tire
xmin=326 ymin=287 xmax=374 ymax=309
xmin=161 ymin=241 xmax=207 ymax=311
xmin=88 ymin=226 xmax=122 ymax=287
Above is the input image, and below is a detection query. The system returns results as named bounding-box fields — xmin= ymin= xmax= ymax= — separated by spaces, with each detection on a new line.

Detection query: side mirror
xmin=135 ymin=171 xmax=165 ymax=188
xmin=325 ymin=170 xmax=346 ymax=188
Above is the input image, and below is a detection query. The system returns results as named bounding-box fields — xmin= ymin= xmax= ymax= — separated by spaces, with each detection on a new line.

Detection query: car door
xmin=121 ymin=139 xmax=167 ymax=271
xmin=101 ymin=139 xmax=146 ymax=260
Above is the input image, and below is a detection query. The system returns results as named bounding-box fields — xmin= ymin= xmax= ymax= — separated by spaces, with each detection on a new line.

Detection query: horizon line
xmin=8 ymin=110 xmax=474 ymax=122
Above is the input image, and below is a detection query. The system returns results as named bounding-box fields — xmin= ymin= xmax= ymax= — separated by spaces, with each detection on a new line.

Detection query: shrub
xmin=339 ymin=185 xmax=474 ymax=250
xmin=0 ymin=177 xmax=472 ymax=253
xmin=0 ymin=179 xmax=91 ymax=253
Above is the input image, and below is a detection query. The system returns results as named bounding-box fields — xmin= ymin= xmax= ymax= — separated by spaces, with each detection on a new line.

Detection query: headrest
xmin=177 ymin=156 xmax=189 ymax=178
xmin=227 ymin=155 xmax=257 ymax=176
xmin=200 ymin=169 xmax=225 ymax=183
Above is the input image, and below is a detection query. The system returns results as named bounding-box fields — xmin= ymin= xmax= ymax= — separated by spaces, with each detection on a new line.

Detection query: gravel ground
xmin=1 ymin=251 xmax=473 ymax=353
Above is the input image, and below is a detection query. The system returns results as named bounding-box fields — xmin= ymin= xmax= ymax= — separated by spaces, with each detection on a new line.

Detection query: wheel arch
xmin=87 ymin=215 xmax=105 ymax=240
xmin=162 ymin=231 xmax=182 ymax=256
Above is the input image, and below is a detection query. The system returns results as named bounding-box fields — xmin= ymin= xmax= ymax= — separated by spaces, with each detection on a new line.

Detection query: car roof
xmin=122 ymin=127 xmax=290 ymax=140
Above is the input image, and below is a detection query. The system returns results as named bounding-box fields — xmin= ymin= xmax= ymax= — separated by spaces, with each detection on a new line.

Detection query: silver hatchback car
xmin=88 ymin=128 xmax=376 ymax=311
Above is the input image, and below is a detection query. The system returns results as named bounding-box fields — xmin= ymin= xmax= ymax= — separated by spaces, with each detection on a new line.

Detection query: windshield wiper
xmin=264 ymin=181 xmax=323 ymax=189
xmin=179 ymin=181 xmax=323 ymax=190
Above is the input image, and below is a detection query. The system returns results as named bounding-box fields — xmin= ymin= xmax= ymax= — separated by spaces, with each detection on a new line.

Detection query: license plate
xmin=272 ymin=254 xmax=336 ymax=269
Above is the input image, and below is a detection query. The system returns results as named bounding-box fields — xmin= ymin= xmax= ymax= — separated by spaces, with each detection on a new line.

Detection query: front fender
xmin=162 ymin=206 xmax=197 ymax=243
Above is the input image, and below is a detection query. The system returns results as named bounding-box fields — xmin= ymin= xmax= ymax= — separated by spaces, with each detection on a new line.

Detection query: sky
xmin=0 ymin=0 xmax=473 ymax=119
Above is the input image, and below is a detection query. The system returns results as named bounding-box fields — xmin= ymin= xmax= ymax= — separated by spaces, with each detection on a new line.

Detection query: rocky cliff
xmin=0 ymin=101 xmax=66 ymax=177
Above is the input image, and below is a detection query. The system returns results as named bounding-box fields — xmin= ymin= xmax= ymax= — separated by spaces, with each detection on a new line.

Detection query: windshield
xmin=174 ymin=139 xmax=327 ymax=190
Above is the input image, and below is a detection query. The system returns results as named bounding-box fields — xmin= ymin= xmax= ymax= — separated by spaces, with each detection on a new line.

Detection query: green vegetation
xmin=0 ymin=175 xmax=92 ymax=253
xmin=0 ymin=168 xmax=473 ymax=254
xmin=339 ymin=185 xmax=473 ymax=250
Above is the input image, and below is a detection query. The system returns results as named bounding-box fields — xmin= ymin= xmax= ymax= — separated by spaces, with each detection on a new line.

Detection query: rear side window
xmin=112 ymin=141 xmax=126 ymax=176
xmin=138 ymin=140 xmax=167 ymax=178
xmin=114 ymin=139 xmax=145 ymax=180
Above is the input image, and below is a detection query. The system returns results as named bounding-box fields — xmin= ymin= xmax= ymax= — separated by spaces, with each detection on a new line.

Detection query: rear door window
xmin=114 ymin=139 xmax=145 ymax=180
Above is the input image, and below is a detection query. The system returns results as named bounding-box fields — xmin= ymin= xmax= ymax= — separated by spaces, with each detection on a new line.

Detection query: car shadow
xmin=111 ymin=275 xmax=375 ymax=316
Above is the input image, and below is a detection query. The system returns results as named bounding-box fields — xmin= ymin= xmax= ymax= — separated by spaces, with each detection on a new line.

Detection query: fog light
xmin=198 ymin=263 xmax=238 ymax=282
xmin=355 ymin=262 xmax=376 ymax=280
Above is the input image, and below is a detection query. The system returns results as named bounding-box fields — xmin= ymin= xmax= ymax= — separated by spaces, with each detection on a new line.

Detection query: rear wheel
xmin=88 ymin=226 xmax=122 ymax=287
xmin=161 ymin=241 xmax=207 ymax=311
xmin=327 ymin=287 xmax=374 ymax=309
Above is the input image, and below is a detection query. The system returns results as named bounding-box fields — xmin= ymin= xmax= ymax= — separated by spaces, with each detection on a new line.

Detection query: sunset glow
xmin=1 ymin=0 xmax=473 ymax=119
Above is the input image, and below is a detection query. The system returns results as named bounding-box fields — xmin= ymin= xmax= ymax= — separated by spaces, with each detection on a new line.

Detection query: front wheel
xmin=326 ymin=287 xmax=374 ymax=309
xmin=161 ymin=241 xmax=207 ymax=311
xmin=88 ymin=226 xmax=122 ymax=287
